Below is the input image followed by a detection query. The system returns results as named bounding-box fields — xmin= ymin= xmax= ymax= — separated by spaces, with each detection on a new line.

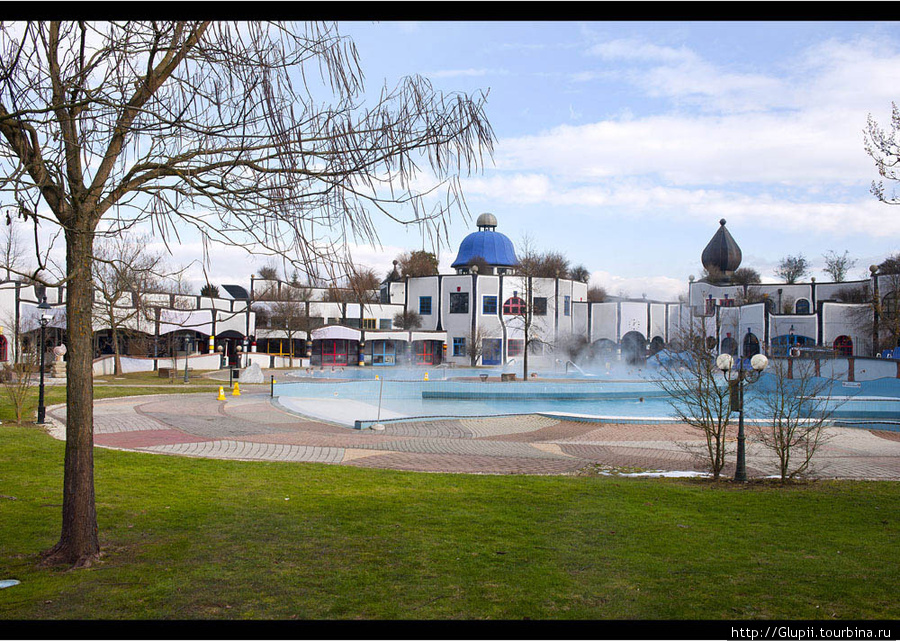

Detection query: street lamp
xmin=36 ymin=297 xmax=52 ymax=424
xmin=716 ymin=351 xmax=769 ymax=482
xmin=183 ymin=335 xmax=193 ymax=384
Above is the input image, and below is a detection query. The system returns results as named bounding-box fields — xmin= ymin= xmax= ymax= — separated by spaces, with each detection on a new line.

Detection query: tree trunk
xmin=42 ymin=224 xmax=100 ymax=567
xmin=112 ymin=322 xmax=122 ymax=375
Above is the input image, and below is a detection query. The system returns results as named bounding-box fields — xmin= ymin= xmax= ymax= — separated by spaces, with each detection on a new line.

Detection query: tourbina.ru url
xmin=732 ymin=626 xmax=894 ymax=640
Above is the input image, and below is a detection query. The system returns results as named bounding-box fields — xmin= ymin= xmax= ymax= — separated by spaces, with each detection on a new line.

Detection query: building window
xmin=795 ymin=298 xmax=810 ymax=315
xmin=379 ymin=318 xmax=393 ymax=330
xmin=508 ymin=339 xmax=524 ymax=357
xmin=361 ymin=318 xmax=376 ymax=330
xmin=564 ymin=295 xmax=571 ymax=316
xmin=419 ymin=296 xmax=432 ymax=315
xmin=449 ymin=292 xmax=469 ymax=314
xmin=483 ymin=295 xmax=497 ymax=315
xmin=532 ymin=297 xmax=547 ymax=316
xmin=503 ymin=296 xmax=526 ymax=315
xmin=452 ymin=337 xmax=466 ymax=357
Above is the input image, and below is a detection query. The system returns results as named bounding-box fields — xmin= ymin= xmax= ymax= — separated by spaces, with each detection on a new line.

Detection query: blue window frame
xmin=483 ymin=295 xmax=497 ymax=315
xmin=564 ymin=295 xmax=571 ymax=316
xmin=419 ymin=296 xmax=432 ymax=315
xmin=452 ymin=337 xmax=466 ymax=357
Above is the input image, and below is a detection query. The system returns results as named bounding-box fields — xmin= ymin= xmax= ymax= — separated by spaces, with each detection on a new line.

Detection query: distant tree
xmin=199 ymin=283 xmax=219 ymax=298
xmin=834 ymin=284 xmax=871 ymax=304
xmin=463 ymin=323 xmax=490 ymax=367
xmin=0 ymin=222 xmax=26 ymax=281
xmin=393 ymin=309 xmax=422 ymax=331
xmin=699 ymin=264 xmax=726 ymax=284
xmin=511 ymin=236 xmax=551 ymax=379
xmin=569 ymin=264 xmax=590 ymax=284
xmin=92 ymin=235 xmax=165 ymax=375
xmin=732 ymin=267 xmax=761 ymax=286
xmin=257 ymin=264 xmax=279 ymax=280
xmin=877 ymin=253 xmax=900 ymax=275
xmin=587 ymin=286 xmax=607 ymax=302
xmin=465 ymin=255 xmax=491 ymax=274
xmin=396 ymin=250 xmax=439 ymax=278
xmin=865 ymin=101 xmax=900 ymax=205
xmin=822 ymin=250 xmax=857 ymax=282
xmin=775 ymin=255 xmax=809 ymax=284
xmin=529 ymin=250 xmax=570 ymax=279
xmin=267 ymin=299 xmax=313 ymax=367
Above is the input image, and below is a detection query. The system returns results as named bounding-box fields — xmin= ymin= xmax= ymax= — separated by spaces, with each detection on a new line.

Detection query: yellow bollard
xmin=217 ymin=386 xmax=226 ymax=401
xmin=232 ymin=382 xmax=241 ymax=396
xmin=424 ymin=372 xmax=429 ymax=381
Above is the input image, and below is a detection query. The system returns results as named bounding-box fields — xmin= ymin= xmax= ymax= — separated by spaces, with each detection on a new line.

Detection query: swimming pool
xmin=273 ymin=368 xmax=900 ymax=430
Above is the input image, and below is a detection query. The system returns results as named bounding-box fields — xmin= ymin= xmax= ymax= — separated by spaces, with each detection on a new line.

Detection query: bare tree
xmin=92 ymin=234 xmax=165 ymax=375
xmin=266 ymin=299 xmax=313 ymax=367
xmin=865 ymin=101 xmax=900 ymax=205
xmin=0 ymin=21 xmax=493 ymax=566
xmin=822 ymin=250 xmax=857 ymax=283
xmin=0 ymin=220 xmax=26 ymax=280
xmin=587 ymin=285 xmax=607 ymax=302
xmin=731 ymin=267 xmax=761 ymax=286
xmin=569 ymin=264 xmax=590 ymax=284
xmin=1 ymin=328 xmax=39 ymax=423
xmin=653 ymin=317 xmax=734 ymax=479
xmin=511 ymin=236 xmax=550 ymax=379
xmin=463 ymin=322 xmax=491 ymax=367
xmin=393 ymin=308 xmax=422 ymax=331
xmin=749 ymin=358 xmax=838 ymax=481
xmin=775 ymin=255 xmax=810 ymax=284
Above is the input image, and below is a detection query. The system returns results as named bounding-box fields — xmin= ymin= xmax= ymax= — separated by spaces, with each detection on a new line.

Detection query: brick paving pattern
xmin=45 ymin=390 xmax=900 ymax=478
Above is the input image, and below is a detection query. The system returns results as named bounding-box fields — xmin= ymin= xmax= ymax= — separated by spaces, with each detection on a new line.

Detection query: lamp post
xmin=716 ymin=351 xmax=768 ymax=482
xmin=183 ymin=335 xmax=193 ymax=384
xmin=36 ymin=297 xmax=52 ymax=424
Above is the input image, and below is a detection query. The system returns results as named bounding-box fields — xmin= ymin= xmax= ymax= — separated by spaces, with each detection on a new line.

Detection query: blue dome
xmin=451 ymin=228 xmax=518 ymax=269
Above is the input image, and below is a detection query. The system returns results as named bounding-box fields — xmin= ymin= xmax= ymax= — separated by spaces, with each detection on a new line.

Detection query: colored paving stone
xmin=45 ymin=390 xmax=900 ymax=479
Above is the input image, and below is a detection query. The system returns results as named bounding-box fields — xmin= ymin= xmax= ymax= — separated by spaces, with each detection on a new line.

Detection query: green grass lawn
xmin=1 ymin=408 xmax=899 ymax=619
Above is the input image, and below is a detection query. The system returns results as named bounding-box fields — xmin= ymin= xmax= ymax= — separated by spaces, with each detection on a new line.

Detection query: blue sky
xmin=302 ymin=19 xmax=899 ymax=301
xmin=89 ymin=19 xmax=897 ymax=301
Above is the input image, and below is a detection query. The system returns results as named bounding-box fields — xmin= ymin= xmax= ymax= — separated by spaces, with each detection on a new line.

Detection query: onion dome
xmin=701 ymin=218 xmax=742 ymax=281
xmin=451 ymin=213 xmax=518 ymax=270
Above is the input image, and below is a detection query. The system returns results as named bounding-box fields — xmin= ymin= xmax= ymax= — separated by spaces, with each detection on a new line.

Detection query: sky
xmin=308 ymin=19 xmax=900 ymax=302
xmin=23 ymin=19 xmax=900 ymax=302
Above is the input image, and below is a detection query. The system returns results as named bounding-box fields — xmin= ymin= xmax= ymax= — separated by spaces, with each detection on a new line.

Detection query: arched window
xmin=503 ymin=296 xmax=526 ymax=315
xmin=0 ymin=335 xmax=7 ymax=362
xmin=795 ymin=298 xmax=811 ymax=315
xmin=743 ymin=332 xmax=760 ymax=357
xmin=720 ymin=336 xmax=738 ymax=356
xmin=833 ymin=335 xmax=853 ymax=357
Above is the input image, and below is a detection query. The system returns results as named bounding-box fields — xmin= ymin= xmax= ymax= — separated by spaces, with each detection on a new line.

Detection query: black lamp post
xmin=717 ymin=352 xmax=768 ymax=482
xmin=183 ymin=335 xmax=193 ymax=383
xmin=36 ymin=297 xmax=52 ymax=424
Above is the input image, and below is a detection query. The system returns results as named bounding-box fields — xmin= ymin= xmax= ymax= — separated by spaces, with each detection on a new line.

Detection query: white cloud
xmin=589 ymin=269 xmax=685 ymax=302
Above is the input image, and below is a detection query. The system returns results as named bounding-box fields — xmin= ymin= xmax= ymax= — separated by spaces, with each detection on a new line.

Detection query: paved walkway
xmin=46 ymin=390 xmax=900 ymax=478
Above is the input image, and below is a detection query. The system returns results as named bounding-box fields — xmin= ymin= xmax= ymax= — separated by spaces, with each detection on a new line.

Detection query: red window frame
xmin=503 ymin=296 xmax=526 ymax=315
xmin=322 ymin=339 xmax=350 ymax=365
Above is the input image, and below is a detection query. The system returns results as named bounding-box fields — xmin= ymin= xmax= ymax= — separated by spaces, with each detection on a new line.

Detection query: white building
xmin=0 ymin=216 xmax=889 ymax=375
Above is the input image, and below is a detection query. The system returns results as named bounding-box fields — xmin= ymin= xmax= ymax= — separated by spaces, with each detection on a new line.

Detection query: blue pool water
xmin=274 ymin=368 xmax=900 ymax=430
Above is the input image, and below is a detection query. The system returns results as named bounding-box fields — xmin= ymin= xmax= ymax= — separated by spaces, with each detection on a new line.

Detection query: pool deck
xmin=45 ymin=389 xmax=900 ymax=479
